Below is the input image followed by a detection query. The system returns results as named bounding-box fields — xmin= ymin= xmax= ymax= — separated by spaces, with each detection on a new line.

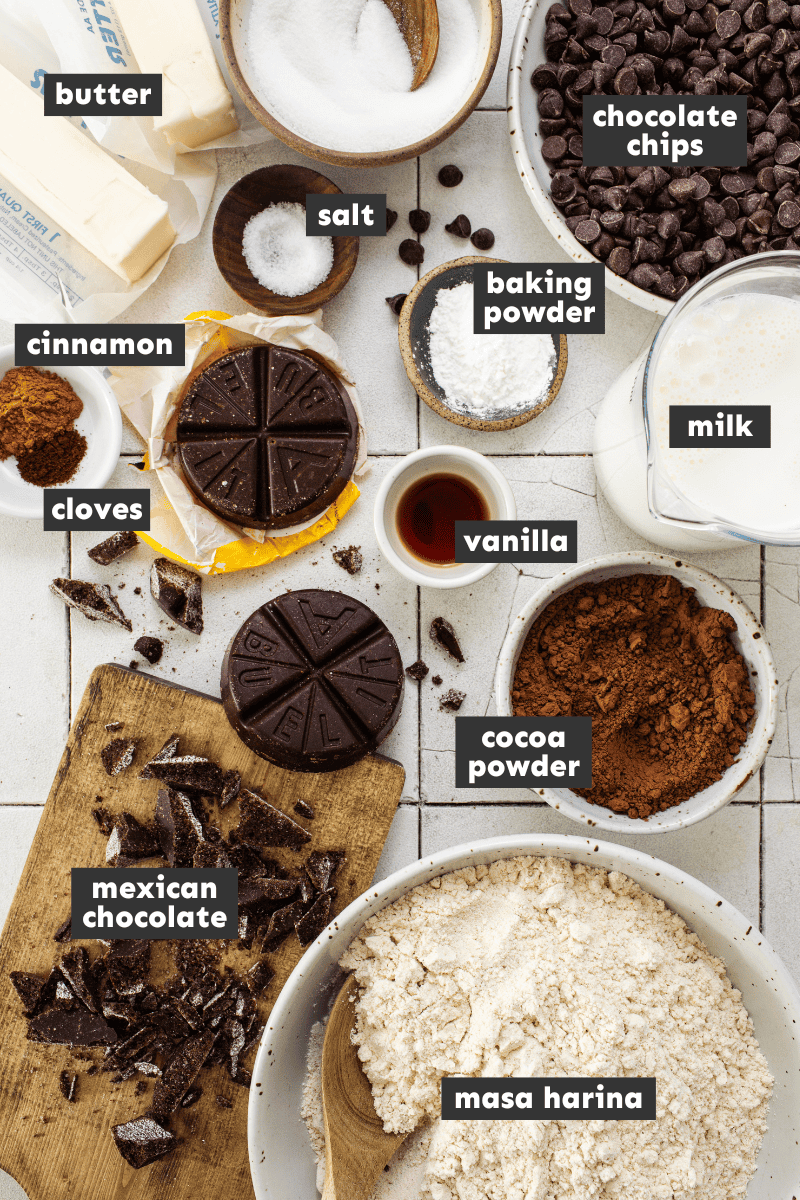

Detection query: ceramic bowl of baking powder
xmin=495 ymin=551 xmax=778 ymax=834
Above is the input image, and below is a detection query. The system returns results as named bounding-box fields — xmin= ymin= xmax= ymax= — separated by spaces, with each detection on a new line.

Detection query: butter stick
xmin=0 ymin=66 xmax=176 ymax=284
xmin=114 ymin=0 xmax=239 ymax=150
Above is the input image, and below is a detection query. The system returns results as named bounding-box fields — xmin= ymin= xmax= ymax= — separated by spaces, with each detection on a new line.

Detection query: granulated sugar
xmin=242 ymin=0 xmax=479 ymax=153
xmin=242 ymin=202 xmax=333 ymax=297
xmin=428 ymin=283 xmax=556 ymax=419
xmin=335 ymin=856 xmax=772 ymax=1200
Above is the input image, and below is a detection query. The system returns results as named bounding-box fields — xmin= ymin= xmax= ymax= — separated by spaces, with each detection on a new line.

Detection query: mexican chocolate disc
xmin=176 ymin=345 xmax=358 ymax=530
xmin=221 ymin=590 xmax=404 ymax=772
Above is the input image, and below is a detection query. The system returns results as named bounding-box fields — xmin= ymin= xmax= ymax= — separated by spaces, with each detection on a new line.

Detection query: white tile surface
xmin=763 ymin=805 xmax=800 ymax=981
xmin=372 ymin=805 xmax=420 ymax=884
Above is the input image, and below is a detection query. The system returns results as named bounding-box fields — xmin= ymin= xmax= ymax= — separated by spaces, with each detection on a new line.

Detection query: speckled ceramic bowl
xmin=495 ymin=551 xmax=778 ymax=834
xmin=248 ymin=834 xmax=800 ymax=1200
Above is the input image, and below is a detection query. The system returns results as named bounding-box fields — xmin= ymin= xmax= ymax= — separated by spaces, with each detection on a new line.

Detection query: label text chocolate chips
xmin=441 ymin=1078 xmax=656 ymax=1121
xmin=455 ymin=717 xmax=592 ymax=788
xmin=44 ymin=489 xmax=150 ymax=531
xmin=669 ymin=405 xmax=771 ymax=447
xmin=472 ymin=264 xmax=605 ymax=334
xmin=71 ymin=869 xmax=238 ymax=940
xmin=305 ymin=194 xmax=388 ymax=236
xmin=583 ymin=97 xmax=747 ymax=166
xmin=16 ymin=325 xmax=185 ymax=366
xmin=455 ymin=520 xmax=578 ymax=563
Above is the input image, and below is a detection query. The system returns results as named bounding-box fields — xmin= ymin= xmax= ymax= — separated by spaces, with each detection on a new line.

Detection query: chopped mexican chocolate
xmin=28 ymin=1009 xmax=118 ymax=1047
xmin=430 ymin=616 xmax=465 ymax=663
xmin=305 ymin=849 xmax=345 ymax=892
xmin=92 ymin=805 xmax=115 ymax=835
xmin=150 ymin=558 xmax=203 ymax=635
xmin=105 ymin=722 xmax=123 ymax=732
xmin=139 ymin=733 xmax=180 ymax=779
xmin=216 ymin=1094 xmax=233 ymax=1109
xmin=100 ymin=737 xmax=138 ymax=777
xmin=53 ymin=916 xmax=71 ymax=942
xmin=88 ymin=531 xmax=139 ymax=566
xmin=293 ymin=798 xmax=314 ymax=819
xmin=155 ymin=788 xmax=204 ymax=867
xmin=405 ymin=659 xmax=429 ymax=682
xmin=512 ymin=573 xmax=756 ymax=818
xmin=219 ymin=768 xmax=241 ymax=809
xmin=58 ymin=948 xmax=98 ymax=1011
xmin=112 ymin=1116 xmax=177 ymax=1168
xmin=235 ymin=789 xmax=311 ymax=851
xmin=332 ymin=544 xmax=363 ymax=574
xmin=295 ymin=892 xmax=332 ymax=945
xmin=133 ymin=636 xmax=164 ymax=665
xmin=50 ymin=579 xmax=131 ymax=631
xmin=245 ymin=959 xmax=275 ymax=997
xmin=146 ymin=756 xmax=224 ymax=795
xmin=10 ymin=971 xmax=48 ymax=1016
xmin=440 ymin=689 xmax=466 ymax=712
xmin=105 ymin=813 xmax=161 ymax=867
xmin=59 ymin=1071 xmax=78 ymax=1102
xmin=150 ymin=1027 xmax=217 ymax=1122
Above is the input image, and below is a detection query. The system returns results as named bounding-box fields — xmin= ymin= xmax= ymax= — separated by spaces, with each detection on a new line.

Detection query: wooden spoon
xmin=321 ymin=975 xmax=407 ymax=1200
xmin=384 ymin=0 xmax=440 ymax=91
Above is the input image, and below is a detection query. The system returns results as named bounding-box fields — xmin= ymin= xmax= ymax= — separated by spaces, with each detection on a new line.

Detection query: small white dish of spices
xmin=0 ymin=345 xmax=122 ymax=520
xmin=495 ymin=551 xmax=778 ymax=834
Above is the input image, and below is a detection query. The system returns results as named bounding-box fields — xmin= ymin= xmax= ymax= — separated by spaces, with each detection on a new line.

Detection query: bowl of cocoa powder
xmin=0 ymin=345 xmax=122 ymax=519
xmin=495 ymin=551 xmax=778 ymax=832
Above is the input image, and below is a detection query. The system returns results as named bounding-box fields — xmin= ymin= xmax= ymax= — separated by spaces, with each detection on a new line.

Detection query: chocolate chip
xmin=133 ymin=636 xmax=163 ymax=665
xmin=409 ymin=208 xmax=431 ymax=233
xmin=607 ymin=245 xmax=632 ymax=274
xmin=470 ymin=228 xmax=496 ymax=250
xmin=575 ymin=218 xmax=601 ymax=243
xmin=385 ymin=293 xmax=408 ymax=316
xmin=542 ymin=135 xmax=568 ymax=159
xmin=399 ymin=239 xmax=424 ymax=265
xmin=385 ymin=208 xmax=398 ymax=231
xmin=778 ymin=198 xmax=800 ymax=224
xmin=438 ymin=164 xmax=463 ymax=187
xmin=445 ymin=214 xmax=472 ymax=237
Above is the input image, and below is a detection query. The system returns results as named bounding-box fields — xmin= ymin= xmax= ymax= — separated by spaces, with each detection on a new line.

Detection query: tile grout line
xmin=66 ymin=531 xmax=72 ymax=731
xmin=416 ymin=150 xmax=422 ymax=855
xmin=759 ymin=543 xmax=766 ymax=932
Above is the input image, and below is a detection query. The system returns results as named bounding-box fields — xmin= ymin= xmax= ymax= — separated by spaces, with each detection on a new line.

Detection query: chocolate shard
xmin=53 ymin=915 xmax=72 ymax=942
xmin=112 ymin=1116 xmax=177 ymax=1168
xmin=150 ymin=558 xmax=203 ymax=635
xmin=10 ymin=971 xmax=48 ymax=1016
xmin=293 ymin=798 xmax=314 ymax=819
xmin=405 ymin=658 xmax=429 ymax=682
xmin=133 ymin=636 xmax=164 ymax=665
xmin=150 ymin=1027 xmax=217 ymax=1122
xmin=235 ymin=789 xmax=312 ymax=851
xmin=59 ymin=1071 xmax=78 ymax=1102
xmin=305 ymin=850 xmax=346 ymax=893
xmin=181 ymin=1087 xmax=203 ymax=1108
xmin=105 ymin=721 xmax=123 ymax=732
xmin=51 ymin=579 xmax=132 ymax=631
xmin=429 ymin=616 xmax=465 ymax=663
xmin=106 ymin=813 xmax=161 ymax=867
xmin=140 ymin=733 xmax=181 ymax=779
xmin=295 ymin=891 xmax=333 ymax=946
xmin=58 ymin=948 xmax=98 ymax=1012
xmin=298 ymin=872 xmax=316 ymax=904
xmin=147 ymin=756 xmax=224 ymax=796
xmin=87 ymin=531 xmax=139 ymax=566
xmin=155 ymin=787 xmax=204 ymax=867
xmin=100 ymin=737 xmax=138 ymax=777
xmin=193 ymin=841 xmax=231 ymax=869
xmin=245 ymin=958 xmax=274 ymax=997
xmin=238 ymin=876 xmax=297 ymax=909
xmin=261 ymin=900 xmax=307 ymax=952
xmin=219 ymin=769 xmax=241 ymax=809
xmin=28 ymin=1009 xmax=118 ymax=1047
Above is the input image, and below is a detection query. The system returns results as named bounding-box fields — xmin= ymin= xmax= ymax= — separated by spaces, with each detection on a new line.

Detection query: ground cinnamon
xmin=0 ymin=366 xmax=82 ymax=459
xmin=512 ymin=572 xmax=756 ymax=819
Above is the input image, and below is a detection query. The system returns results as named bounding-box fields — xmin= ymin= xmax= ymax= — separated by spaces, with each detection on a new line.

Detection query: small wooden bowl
xmin=212 ymin=165 xmax=359 ymax=315
xmin=398 ymin=257 xmax=568 ymax=432
xmin=219 ymin=0 xmax=502 ymax=168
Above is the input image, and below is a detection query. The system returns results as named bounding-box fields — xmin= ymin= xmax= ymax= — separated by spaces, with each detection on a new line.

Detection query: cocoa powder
xmin=512 ymin=572 xmax=756 ymax=818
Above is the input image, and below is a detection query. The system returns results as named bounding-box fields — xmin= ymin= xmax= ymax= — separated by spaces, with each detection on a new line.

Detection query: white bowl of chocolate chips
xmin=508 ymin=0 xmax=800 ymax=313
xmin=495 ymin=551 xmax=778 ymax=833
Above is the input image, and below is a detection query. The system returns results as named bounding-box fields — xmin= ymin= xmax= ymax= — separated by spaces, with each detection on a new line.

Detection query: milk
xmin=650 ymin=292 xmax=800 ymax=534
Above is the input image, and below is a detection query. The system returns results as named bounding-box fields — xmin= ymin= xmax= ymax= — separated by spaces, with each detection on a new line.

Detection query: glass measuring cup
xmin=643 ymin=251 xmax=800 ymax=546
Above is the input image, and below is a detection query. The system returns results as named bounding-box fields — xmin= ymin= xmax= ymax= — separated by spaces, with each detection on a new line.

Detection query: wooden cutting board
xmin=0 ymin=664 xmax=405 ymax=1200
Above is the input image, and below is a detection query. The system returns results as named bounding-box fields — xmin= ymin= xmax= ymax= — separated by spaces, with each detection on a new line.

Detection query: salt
xmin=242 ymin=202 xmax=333 ymax=298
xmin=242 ymin=0 xmax=480 ymax=153
xmin=428 ymin=282 xmax=557 ymax=418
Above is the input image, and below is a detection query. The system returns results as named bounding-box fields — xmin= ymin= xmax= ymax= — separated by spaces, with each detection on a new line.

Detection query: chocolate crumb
xmin=88 ymin=532 xmax=138 ymax=566
xmin=431 ymin=675 xmax=442 ymax=686
xmin=135 ymin=1080 xmax=148 ymax=1096
xmin=405 ymin=659 xmax=429 ymax=682
xmin=91 ymin=805 xmax=115 ymax=836
xmin=445 ymin=214 xmax=471 ymax=238
xmin=53 ymin=916 xmax=71 ymax=943
xmin=105 ymin=722 xmax=123 ymax=732
xmin=438 ymin=164 xmax=463 ymax=187
xmin=385 ymin=293 xmax=407 ymax=316
xmin=409 ymin=208 xmax=431 ymax=233
xmin=332 ymin=545 xmax=362 ymax=575
xmin=134 ymin=587 xmax=141 ymax=595
xmin=471 ymin=228 xmax=495 ymax=251
xmin=293 ymin=799 xmax=314 ymax=819
xmin=59 ymin=1071 xmax=78 ymax=1102
xmin=140 ymin=734 xmax=180 ymax=779
xmin=385 ymin=208 xmax=398 ymax=231
xmin=216 ymin=1095 xmax=233 ymax=1109
xmin=399 ymin=239 xmax=424 ymax=266
xmin=100 ymin=738 xmax=138 ymax=777
xmin=440 ymin=689 xmax=466 ymax=712
xmin=180 ymin=1087 xmax=202 ymax=1108
xmin=129 ymin=661 xmax=139 ymax=670
xmin=133 ymin=636 xmax=163 ymax=665
xmin=430 ymin=616 xmax=465 ymax=663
